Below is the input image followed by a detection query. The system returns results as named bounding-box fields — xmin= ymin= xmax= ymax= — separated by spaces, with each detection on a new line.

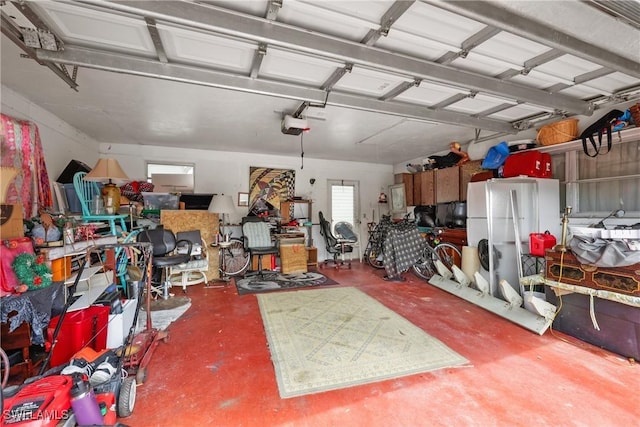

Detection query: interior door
xmin=328 ymin=180 xmax=361 ymax=259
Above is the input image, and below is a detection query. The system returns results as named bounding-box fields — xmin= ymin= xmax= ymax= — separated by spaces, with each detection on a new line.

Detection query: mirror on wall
xmin=389 ymin=183 xmax=406 ymax=215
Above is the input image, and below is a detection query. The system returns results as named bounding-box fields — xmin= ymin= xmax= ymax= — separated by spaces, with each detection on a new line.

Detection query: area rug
xmin=135 ymin=296 xmax=191 ymax=332
xmin=235 ymin=271 xmax=339 ymax=295
xmin=258 ymin=287 xmax=468 ymax=398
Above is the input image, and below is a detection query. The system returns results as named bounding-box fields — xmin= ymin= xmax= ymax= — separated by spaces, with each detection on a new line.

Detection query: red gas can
xmin=529 ymin=231 xmax=557 ymax=256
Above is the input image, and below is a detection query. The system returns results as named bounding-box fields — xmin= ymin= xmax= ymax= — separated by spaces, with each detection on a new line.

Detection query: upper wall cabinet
xmin=394 ymin=173 xmax=414 ymax=207
xmin=435 ymin=167 xmax=459 ymax=204
xmin=396 ymin=160 xmax=486 ymax=206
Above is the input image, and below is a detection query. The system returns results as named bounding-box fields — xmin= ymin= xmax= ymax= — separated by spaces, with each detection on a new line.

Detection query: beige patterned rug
xmin=258 ymin=287 xmax=468 ymax=398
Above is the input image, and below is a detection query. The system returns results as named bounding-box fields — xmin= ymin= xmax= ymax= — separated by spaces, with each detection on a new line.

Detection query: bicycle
xmin=412 ymin=228 xmax=462 ymax=281
xmin=364 ymin=214 xmax=421 ymax=270
xmin=218 ymin=237 xmax=250 ymax=277
xmin=364 ymin=214 xmax=392 ymax=269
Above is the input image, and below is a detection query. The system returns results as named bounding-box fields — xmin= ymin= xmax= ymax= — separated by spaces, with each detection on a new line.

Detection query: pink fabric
xmin=1 ymin=114 xmax=52 ymax=218
xmin=0 ymin=237 xmax=35 ymax=296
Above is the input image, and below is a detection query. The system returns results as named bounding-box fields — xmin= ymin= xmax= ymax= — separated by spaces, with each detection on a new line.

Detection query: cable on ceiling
xmin=300 ymin=132 xmax=304 ymax=170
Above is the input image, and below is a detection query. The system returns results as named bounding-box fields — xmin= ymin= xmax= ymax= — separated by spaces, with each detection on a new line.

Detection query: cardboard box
xmin=280 ymin=244 xmax=307 ymax=274
xmin=0 ymin=203 xmax=24 ymax=239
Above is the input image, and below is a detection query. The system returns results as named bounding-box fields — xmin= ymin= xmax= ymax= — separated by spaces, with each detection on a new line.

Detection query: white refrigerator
xmin=466 ymin=178 xmax=561 ymax=298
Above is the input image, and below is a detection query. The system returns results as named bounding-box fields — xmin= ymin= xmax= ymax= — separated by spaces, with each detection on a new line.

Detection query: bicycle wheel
xmin=412 ymin=245 xmax=439 ymax=280
xmin=433 ymin=242 xmax=462 ymax=271
xmin=364 ymin=241 xmax=385 ymax=269
xmin=222 ymin=238 xmax=250 ymax=276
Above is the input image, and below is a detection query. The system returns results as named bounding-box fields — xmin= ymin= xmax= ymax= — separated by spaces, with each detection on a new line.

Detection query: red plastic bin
xmin=47 ymin=305 xmax=110 ymax=368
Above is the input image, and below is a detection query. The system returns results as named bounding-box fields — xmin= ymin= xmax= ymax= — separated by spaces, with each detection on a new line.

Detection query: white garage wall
xmin=1 ymin=85 xmax=100 ymax=178
xmin=1 ymin=85 xmax=393 ymax=260
xmin=102 ymin=141 xmax=393 ymax=260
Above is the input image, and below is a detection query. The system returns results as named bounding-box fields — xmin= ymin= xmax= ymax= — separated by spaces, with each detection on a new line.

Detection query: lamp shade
xmin=84 ymin=158 xmax=129 ymax=183
xmin=208 ymin=194 xmax=235 ymax=215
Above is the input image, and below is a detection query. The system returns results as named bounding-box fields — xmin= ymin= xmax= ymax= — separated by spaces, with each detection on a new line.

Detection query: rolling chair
xmin=138 ymin=227 xmax=192 ymax=299
xmin=335 ymin=221 xmax=360 ymax=261
xmin=319 ymin=211 xmax=355 ymax=269
xmin=73 ymin=171 xmax=128 ymax=236
xmin=242 ymin=217 xmax=278 ymax=278
xmin=168 ymin=230 xmax=209 ymax=292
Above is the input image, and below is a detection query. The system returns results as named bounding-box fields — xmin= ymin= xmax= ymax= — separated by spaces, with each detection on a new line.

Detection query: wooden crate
xmin=280 ymin=244 xmax=308 ymax=274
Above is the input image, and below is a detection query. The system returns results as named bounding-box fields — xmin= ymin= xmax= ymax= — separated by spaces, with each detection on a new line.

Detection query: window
xmin=549 ymin=129 xmax=639 ymax=218
xmin=146 ymin=162 xmax=195 ymax=193
xmin=328 ymin=180 xmax=359 ymax=230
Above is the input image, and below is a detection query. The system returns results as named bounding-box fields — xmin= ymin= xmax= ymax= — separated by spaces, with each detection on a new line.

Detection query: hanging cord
xmin=300 ymin=132 xmax=305 ymax=169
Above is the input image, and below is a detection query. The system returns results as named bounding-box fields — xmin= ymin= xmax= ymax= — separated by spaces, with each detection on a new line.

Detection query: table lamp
xmin=208 ymin=194 xmax=236 ymax=242
xmin=84 ymin=158 xmax=129 ymax=214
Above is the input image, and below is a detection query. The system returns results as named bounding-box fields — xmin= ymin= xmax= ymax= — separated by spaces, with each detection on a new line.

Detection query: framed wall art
xmin=248 ymin=167 xmax=295 ymax=216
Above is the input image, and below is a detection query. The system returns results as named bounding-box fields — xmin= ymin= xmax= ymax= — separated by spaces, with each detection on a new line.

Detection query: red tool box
xmin=502 ymin=151 xmax=552 ymax=178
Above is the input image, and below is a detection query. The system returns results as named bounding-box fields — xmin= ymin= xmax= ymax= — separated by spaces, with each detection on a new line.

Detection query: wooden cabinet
xmin=410 ymin=161 xmax=486 ymax=205
xmin=1 ymin=317 xmax=38 ymax=381
xmin=414 ymin=170 xmax=435 ymax=206
xmin=435 ymin=167 xmax=460 ymax=203
xmin=306 ymin=247 xmax=318 ymax=268
xmin=394 ymin=173 xmax=414 ymax=206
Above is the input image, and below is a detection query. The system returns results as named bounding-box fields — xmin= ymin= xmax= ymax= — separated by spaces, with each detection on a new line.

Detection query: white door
xmin=328 ymin=180 xmax=361 ymax=260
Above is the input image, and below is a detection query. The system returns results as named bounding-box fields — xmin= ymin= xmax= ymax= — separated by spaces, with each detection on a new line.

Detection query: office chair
xmin=138 ymin=227 xmax=192 ymax=299
xmin=242 ymin=217 xmax=278 ymax=278
xmin=73 ymin=171 xmax=128 ymax=236
xmin=334 ymin=221 xmax=360 ymax=262
xmin=319 ymin=211 xmax=354 ymax=269
xmin=168 ymin=230 xmax=209 ymax=292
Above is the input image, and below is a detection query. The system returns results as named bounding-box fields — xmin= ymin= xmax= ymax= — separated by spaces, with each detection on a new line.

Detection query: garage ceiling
xmin=1 ymin=0 xmax=639 ymax=165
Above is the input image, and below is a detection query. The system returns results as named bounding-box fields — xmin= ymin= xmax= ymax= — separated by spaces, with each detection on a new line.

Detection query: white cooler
xmin=106 ymin=299 xmax=137 ymax=349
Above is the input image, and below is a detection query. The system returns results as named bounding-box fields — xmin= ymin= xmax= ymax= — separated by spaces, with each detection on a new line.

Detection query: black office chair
xmin=138 ymin=227 xmax=192 ymax=299
xmin=319 ymin=211 xmax=354 ymax=269
xmin=242 ymin=216 xmax=278 ymax=278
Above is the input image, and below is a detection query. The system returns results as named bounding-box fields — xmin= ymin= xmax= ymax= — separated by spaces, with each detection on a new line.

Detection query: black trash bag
xmin=414 ymin=205 xmax=436 ymax=227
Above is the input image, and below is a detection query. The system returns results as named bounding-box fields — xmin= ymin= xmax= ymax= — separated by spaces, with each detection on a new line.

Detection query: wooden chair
xmin=73 ymin=171 xmax=128 ymax=236
xmin=1 ymin=312 xmax=38 ymax=382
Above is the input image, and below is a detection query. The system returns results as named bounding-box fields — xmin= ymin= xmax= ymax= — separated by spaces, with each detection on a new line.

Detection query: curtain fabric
xmin=0 ymin=113 xmax=52 ymax=218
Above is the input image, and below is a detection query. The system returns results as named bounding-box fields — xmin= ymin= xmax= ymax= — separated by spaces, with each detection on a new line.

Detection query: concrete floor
xmin=124 ymin=262 xmax=638 ymax=426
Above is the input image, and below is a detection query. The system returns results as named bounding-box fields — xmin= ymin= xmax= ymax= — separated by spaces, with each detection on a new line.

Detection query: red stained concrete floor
xmin=123 ymin=262 xmax=638 ymax=427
